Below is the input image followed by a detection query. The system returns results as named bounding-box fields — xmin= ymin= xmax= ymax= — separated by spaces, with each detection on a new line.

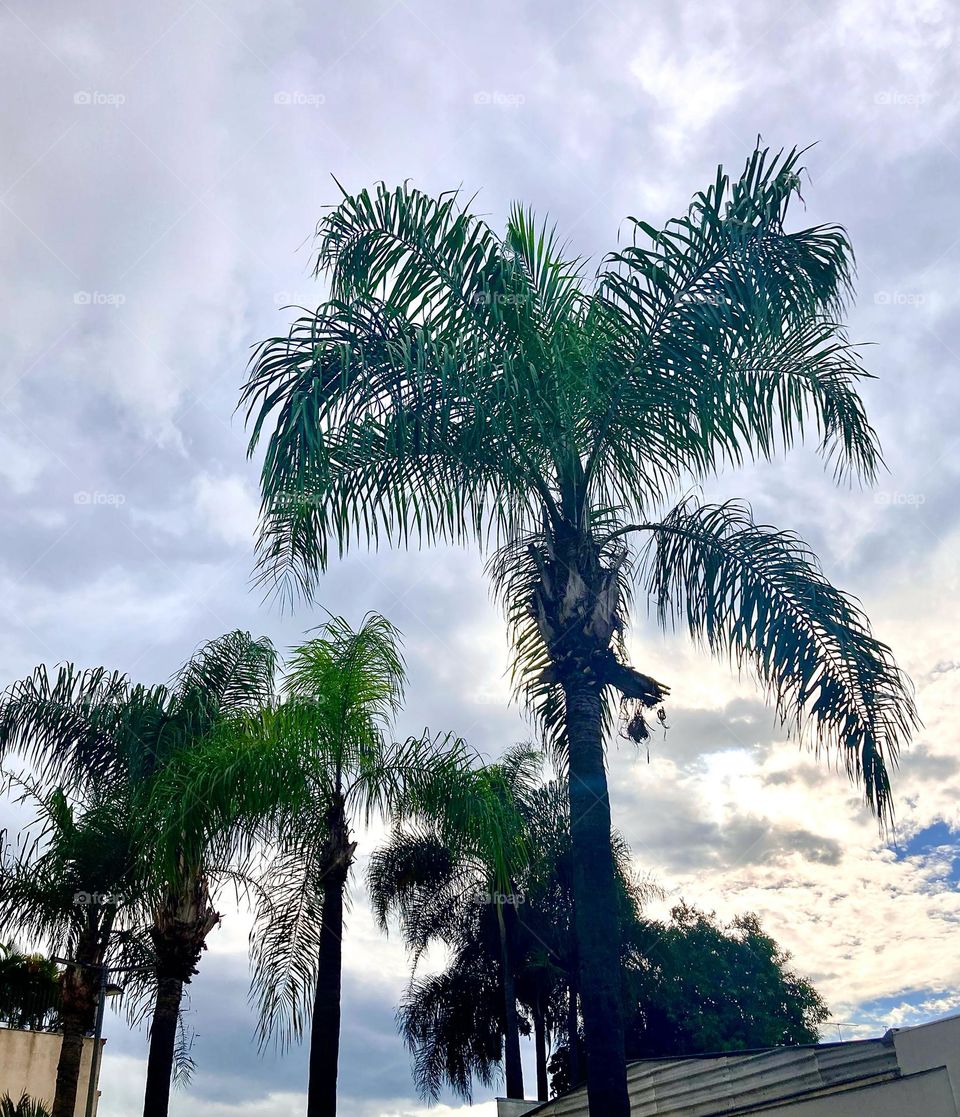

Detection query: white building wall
xmin=0 ymin=1028 xmax=103 ymax=1116
xmin=891 ymin=1014 xmax=960 ymax=1115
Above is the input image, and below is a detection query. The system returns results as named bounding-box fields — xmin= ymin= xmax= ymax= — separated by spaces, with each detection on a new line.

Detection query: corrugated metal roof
xmin=528 ymin=1038 xmax=900 ymax=1117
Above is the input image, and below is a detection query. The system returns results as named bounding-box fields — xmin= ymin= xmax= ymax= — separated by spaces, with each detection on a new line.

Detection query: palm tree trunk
xmin=533 ymin=998 xmax=549 ymax=1101
xmin=496 ymin=901 xmax=524 ymax=1099
xmin=142 ymin=976 xmax=183 ymax=1117
xmin=563 ymin=673 xmax=631 ymax=1117
xmin=143 ymin=877 xmax=220 ymax=1117
xmin=52 ymin=1006 xmax=89 ymax=1117
xmin=53 ymin=921 xmax=103 ymax=1117
xmin=307 ymin=869 xmax=346 ymax=1117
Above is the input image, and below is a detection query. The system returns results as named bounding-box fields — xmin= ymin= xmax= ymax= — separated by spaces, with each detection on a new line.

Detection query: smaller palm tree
xmin=0 ymin=777 xmax=139 ymax=1117
xmin=0 ymin=1095 xmax=52 ymax=1117
xmin=0 ymin=943 xmax=61 ymax=1031
xmin=0 ymin=631 xmax=278 ymax=1117
xmin=371 ymin=767 xmax=643 ymax=1103
xmin=370 ymin=744 xmax=541 ymax=1100
xmin=166 ymin=614 xmax=471 ymax=1117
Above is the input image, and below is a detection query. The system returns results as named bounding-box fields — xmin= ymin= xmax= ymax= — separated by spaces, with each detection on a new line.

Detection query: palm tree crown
xmin=242 ymin=145 xmax=915 ymax=815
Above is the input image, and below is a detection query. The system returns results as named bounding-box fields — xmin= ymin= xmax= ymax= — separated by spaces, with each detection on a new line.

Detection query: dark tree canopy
xmin=550 ymin=903 xmax=828 ymax=1096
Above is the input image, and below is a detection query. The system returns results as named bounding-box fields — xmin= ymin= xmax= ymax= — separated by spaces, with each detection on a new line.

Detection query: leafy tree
xmin=0 ymin=631 xmax=277 ymax=1117
xmin=241 ymin=145 xmax=918 ymax=1116
xmin=549 ymin=904 xmax=829 ymax=1095
xmin=625 ymin=903 xmax=828 ymax=1057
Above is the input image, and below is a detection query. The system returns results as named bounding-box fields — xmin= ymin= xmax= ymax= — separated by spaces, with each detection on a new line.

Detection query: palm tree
xmin=369 ymin=744 xmax=540 ymax=1101
xmin=240 ymin=145 xmax=919 ymax=1115
xmin=0 ymin=631 xmax=278 ymax=1117
xmin=215 ymin=614 xmax=471 ymax=1117
xmin=0 ymin=942 xmax=61 ymax=1031
xmin=0 ymin=779 xmax=139 ymax=1117
xmin=371 ymin=771 xmax=644 ymax=1103
xmin=0 ymin=1096 xmax=52 ymax=1117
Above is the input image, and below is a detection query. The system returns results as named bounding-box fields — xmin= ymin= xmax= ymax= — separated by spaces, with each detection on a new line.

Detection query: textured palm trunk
xmin=533 ymin=997 xmax=549 ymax=1101
xmin=531 ymin=521 xmax=663 ymax=1117
xmin=52 ymin=1002 xmax=91 ymax=1117
xmin=563 ymin=673 xmax=631 ymax=1117
xmin=307 ymin=796 xmax=355 ymax=1117
xmin=307 ymin=869 xmax=345 ymax=1117
xmin=142 ymin=977 xmax=183 ymax=1117
xmin=496 ymin=901 xmax=524 ymax=1099
xmin=142 ymin=875 xmax=220 ymax=1117
xmin=52 ymin=918 xmax=106 ymax=1117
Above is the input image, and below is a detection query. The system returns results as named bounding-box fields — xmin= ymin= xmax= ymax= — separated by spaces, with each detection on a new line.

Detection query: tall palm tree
xmin=241 ymin=145 xmax=919 ymax=1115
xmin=0 ymin=778 xmax=139 ymax=1117
xmin=0 ymin=631 xmax=278 ymax=1117
xmin=208 ymin=614 xmax=472 ymax=1117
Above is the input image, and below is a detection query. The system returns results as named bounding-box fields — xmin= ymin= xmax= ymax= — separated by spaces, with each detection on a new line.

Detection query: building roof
xmin=508 ymin=1014 xmax=960 ymax=1117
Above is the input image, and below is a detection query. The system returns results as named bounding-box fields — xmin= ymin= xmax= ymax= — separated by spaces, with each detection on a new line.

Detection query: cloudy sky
xmin=2 ymin=0 xmax=960 ymax=1113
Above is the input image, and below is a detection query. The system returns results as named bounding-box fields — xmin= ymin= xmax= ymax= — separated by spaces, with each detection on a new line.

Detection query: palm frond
xmin=0 ymin=665 xmax=133 ymax=787
xmin=594 ymin=146 xmax=880 ymax=488
xmin=173 ymin=631 xmax=277 ymax=721
xmin=317 ymin=181 xmax=511 ymax=345
xmin=636 ymin=499 xmax=918 ymax=819
xmin=247 ymin=822 xmax=328 ymax=1052
xmin=399 ymin=964 xmax=504 ymax=1101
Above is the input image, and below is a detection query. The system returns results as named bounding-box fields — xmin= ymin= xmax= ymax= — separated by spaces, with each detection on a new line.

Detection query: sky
xmin=2 ymin=0 xmax=960 ymax=1114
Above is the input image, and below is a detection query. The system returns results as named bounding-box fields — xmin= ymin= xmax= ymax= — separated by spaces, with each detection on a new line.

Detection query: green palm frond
xmin=244 ymin=143 xmax=916 ymax=828
xmin=248 ymin=821 xmax=328 ymax=1052
xmin=635 ymin=499 xmax=917 ymax=819
xmin=594 ymin=146 xmax=879 ymax=489
xmin=173 ymin=631 xmax=277 ymax=719
xmin=0 ymin=665 xmax=134 ymax=787
xmin=285 ymin=613 xmax=405 ymax=737
xmin=367 ymin=829 xmax=472 ymax=964
xmin=242 ymin=299 xmax=549 ymax=601
xmin=399 ymin=964 xmax=504 ymax=1101
xmin=0 ymin=1094 xmax=52 ymax=1117
xmin=317 ymin=181 xmax=516 ymax=344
